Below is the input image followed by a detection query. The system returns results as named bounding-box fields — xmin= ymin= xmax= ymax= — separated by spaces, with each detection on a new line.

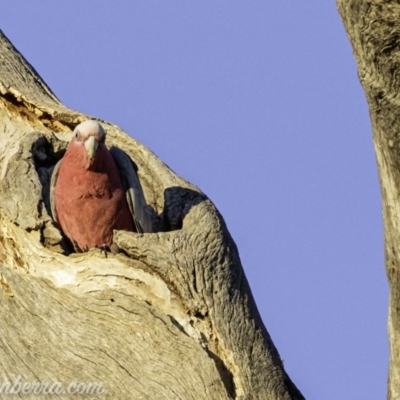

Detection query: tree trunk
xmin=0 ymin=31 xmax=303 ymax=399
xmin=337 ymin=2 xmax=400 ymax=399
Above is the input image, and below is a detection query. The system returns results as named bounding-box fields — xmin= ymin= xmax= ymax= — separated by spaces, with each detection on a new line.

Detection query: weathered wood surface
xmin=337 ymin=2 xmax=400 ymax=399
xmin=0 ymin=30 xmax=303 ymax=399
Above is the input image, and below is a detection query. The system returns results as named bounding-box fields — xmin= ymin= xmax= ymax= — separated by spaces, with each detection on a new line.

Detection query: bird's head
xmin=70 ymin=120 xmax=106 ymax=170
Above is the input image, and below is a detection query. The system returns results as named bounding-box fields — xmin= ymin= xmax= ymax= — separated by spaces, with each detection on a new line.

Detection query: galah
xmin=50 ymin=120 xmax=152 ymax=253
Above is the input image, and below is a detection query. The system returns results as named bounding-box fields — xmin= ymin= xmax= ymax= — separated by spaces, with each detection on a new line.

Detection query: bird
xmin=50 ymin=120 xmax=152 ymax=254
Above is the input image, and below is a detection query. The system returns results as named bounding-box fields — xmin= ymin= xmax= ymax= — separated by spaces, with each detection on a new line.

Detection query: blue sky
xmin=1 ymin=2 xmax=388 ymax=399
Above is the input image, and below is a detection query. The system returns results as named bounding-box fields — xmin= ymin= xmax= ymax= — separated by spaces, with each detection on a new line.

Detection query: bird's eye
xmin=75 ymin=131 xmax=80 ymax=140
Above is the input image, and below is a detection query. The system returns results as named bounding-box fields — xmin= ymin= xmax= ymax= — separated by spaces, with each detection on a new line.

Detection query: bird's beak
xmin=84 ymin=136 xmax=98 ymax=159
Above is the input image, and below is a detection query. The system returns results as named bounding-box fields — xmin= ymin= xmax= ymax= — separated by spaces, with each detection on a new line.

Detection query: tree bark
xmin=337 ymin=2 xmax=400 ymax=399
xmin=0 ymin=31 xmax=303 ymax=399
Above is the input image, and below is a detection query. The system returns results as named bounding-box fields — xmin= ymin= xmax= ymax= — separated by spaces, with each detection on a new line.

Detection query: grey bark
xmin=0 ymin=31 xmax=304 ymax=399
xmin=337 ymin=1 xmax=400 ymax=399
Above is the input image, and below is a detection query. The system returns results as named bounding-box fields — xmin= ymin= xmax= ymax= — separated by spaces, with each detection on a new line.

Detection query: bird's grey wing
xmin=49 ymin=158 xmax=63 ymax=224
xmin=110 ymin=147 xmax=153 ymax=233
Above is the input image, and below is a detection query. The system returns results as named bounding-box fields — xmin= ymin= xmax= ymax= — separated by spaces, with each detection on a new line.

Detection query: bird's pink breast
xmin=55 ymin=144 xmax=134 ymax=251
